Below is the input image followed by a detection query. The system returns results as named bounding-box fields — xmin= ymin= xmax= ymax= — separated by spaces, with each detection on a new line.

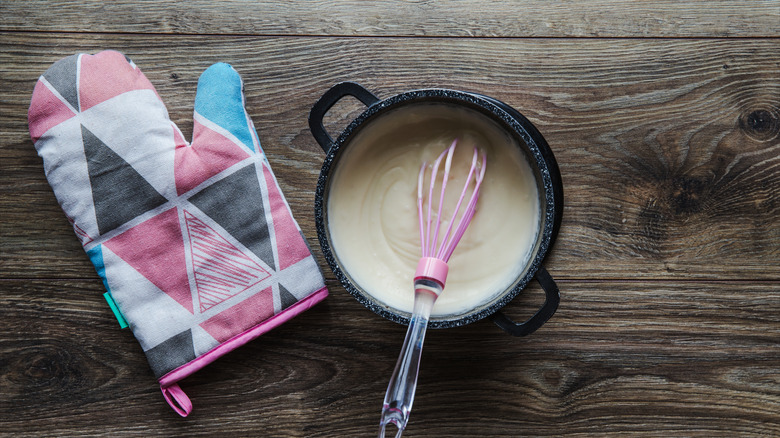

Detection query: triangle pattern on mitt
xmin=79 ymin=50 xmax=158 ymax=112
xmin=82 ymin=125 xmax=168 ymax=235
xmin=174 ymin=119 xmax=250 ymax=195
xmin=184 ymin=210 xmax=271 ymax=312
xmin=144 ymin=329 xmax=196 ymax=378
xmin=188 ymin=163 xmax=276 ymax=270
xmin=28 ymin=79 xmax=78 ymax=143
xmin=104 ymin=207 xmax=193 ymax=314
xmin=42 ymin=53 xmax=80 ymax=111
xmin=278 ymin=284 xmax=298 ymax=310
xmin=261 ymin=161 xmax=311 ymax=271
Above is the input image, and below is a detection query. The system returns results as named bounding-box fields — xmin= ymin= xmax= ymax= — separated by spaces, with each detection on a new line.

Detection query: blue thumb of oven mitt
xmin=28 ymin=50 xmax=328 ymax=416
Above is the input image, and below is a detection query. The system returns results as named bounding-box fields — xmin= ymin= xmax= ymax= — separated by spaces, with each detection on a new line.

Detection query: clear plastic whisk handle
xmin=378 ymin=280 xmax=442 ymax=438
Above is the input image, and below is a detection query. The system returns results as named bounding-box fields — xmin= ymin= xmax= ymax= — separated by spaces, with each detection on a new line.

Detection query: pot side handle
xmin=308 ymin=82 xmax=380 ymax=153
xmin=489 ymin=266 xmax=560 ymax=337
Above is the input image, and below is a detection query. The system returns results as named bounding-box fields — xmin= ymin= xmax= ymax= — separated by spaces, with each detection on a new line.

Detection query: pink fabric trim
xmin=158 ymin=286 xmax=328 ymax=388
xmin=161 ymin=384 xmax=193 ymax=417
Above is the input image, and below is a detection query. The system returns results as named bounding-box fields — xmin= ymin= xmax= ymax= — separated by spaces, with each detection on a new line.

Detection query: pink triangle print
xmin=79 ymin=50 xmax=158 ymax=112
xmin=184 ymin=210 xmax=271 ymax=312
xmin=261 ymin=162 xmax=311 ymax=271
xmin=28 ymin=79 xmax=77 ymax=143
xmin=199 ymin=286 xmax=275 ymax=343
xmin=174 ymin=120 xmax=250 ymax=195
xmin=68 ymin=215 xmax=93 ymax=246
xmin=104 ymin=207 xmax=193 ymax=314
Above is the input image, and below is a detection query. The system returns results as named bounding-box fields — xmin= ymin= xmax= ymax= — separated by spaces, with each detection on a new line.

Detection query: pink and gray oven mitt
xmin=27 ymin=50 xmax=328 ymax=416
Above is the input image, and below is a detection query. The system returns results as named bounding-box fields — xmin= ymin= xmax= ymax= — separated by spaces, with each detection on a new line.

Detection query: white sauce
xmin=327 ymin=104 xmax=540 ymax=318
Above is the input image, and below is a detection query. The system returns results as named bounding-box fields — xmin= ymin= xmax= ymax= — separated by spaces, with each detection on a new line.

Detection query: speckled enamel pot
xmin=309 ymin=82 xmax=563 ymax=335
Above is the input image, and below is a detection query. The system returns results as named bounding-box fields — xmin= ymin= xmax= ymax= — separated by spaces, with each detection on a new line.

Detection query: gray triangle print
xmin=279 ymin=284 xmax=298 ymax=310
xmin=188 ymin=163 xmax=276 ymax=270
xmin=82 ymin=125 xmax=168 ymax=234
xmin=43 ymin=54 xmax=80 ymax=111
xmin=144 ymin=329 xmax=196 ymax=378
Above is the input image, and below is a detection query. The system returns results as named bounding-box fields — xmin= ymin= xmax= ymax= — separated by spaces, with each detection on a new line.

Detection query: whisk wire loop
xmin=417 ymin=139 xmax=486 ymax=266
xmin=442 ymin=149 xmax=486 ymax=261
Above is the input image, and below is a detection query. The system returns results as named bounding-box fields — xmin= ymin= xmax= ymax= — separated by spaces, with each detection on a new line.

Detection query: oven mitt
xmin=27 ymin=50 xmax=328 ymax=416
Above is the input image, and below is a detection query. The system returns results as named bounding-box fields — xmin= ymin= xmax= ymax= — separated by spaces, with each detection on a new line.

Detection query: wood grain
xmin=0 ymin=0 xmax=779 ymax=37
xmin=2 ymin=34 xmax=778 ymax=280
xmin=1 ymin=1 xmax=779 ymax=436
xmin=1 ymin=279 xmax=777 ymax=436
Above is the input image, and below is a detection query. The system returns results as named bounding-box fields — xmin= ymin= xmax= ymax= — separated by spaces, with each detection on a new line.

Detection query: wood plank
xmin=0 ymin=0 xmax=778 ymax=38
xmin=2 ymin=34 xmax=778 ymax=280
xmin=0 ymin=279 xmax=777 ymax=436
xmin=2 ymin=2 xmax=776 ymax=437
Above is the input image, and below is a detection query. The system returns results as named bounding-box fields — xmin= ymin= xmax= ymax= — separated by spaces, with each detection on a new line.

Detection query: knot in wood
xmin=739 ymin=108 xmax=779 ymax=141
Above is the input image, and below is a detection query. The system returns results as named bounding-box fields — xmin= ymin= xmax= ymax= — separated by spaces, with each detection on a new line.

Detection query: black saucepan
xmin=309 ymin=82 xmax=562 ymax=336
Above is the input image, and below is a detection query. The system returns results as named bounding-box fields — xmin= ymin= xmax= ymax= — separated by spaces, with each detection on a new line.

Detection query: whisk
xmin=378 ymin=139 xmax=486 ymax=437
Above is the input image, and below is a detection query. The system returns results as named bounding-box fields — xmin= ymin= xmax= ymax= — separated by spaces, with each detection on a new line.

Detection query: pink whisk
xmin=379 ymin=139 xmax=486 ymax=437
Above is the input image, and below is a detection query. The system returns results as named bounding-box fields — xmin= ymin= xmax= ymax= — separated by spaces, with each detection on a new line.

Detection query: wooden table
xmin=1 ymin=1 xmax=778 ymax=436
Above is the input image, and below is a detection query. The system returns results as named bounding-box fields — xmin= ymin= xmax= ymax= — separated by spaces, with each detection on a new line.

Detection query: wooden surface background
xmin=1 ymin=1 xmax=778 ymax=436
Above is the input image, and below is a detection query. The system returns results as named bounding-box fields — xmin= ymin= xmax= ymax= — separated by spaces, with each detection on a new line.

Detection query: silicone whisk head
xmin=415 ymin=139 xmax=486 ymax=287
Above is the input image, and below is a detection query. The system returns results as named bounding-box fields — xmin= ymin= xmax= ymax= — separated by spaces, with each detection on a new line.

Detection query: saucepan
xmin=309 ymin=82 xmax=562 ymax=335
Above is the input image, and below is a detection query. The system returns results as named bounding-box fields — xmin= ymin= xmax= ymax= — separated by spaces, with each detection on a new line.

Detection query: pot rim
xmin=314 ymin=87 xmax=559 ymax=329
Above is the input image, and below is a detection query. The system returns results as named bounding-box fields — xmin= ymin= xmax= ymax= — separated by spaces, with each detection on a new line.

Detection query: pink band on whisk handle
xmin=414 ymin=256 xmax=449 ymax=288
